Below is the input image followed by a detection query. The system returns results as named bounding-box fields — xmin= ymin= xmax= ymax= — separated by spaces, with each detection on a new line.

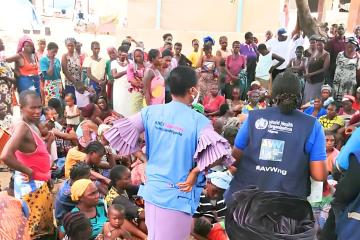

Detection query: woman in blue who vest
xmin=104 ymin=66 xmax=232 ymax=240
xmin=225 ymin=70 xmax=327 ymax=203
xmin=320 ymin=128 xmax=360 ymax=240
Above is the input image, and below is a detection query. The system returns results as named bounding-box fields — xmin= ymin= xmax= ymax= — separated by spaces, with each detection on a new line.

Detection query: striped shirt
xmin=193 ymin=193 xmax=227 ymax=223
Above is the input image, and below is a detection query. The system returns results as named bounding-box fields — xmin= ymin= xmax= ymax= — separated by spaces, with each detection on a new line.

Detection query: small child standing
xmin=102 ymin=204 xmax=132 ymax=240
xmin=74 ymin=81 xmax=94 ymax=108
xmin=64 ymin=93 xmax=80 ymax=128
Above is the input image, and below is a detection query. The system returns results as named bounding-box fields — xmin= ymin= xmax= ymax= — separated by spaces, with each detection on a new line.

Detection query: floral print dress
xmin=65 ymin=53 xmax=82 ymax=86
xmin=333 ymin=52 xmax=360 ymax=102
xmin=0 ymin=60 xmax=14 ymax=117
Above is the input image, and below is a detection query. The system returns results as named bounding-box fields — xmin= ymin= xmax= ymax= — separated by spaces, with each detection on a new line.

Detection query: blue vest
xmin=336 ymin=151 xmax=360 ymax=240
xmin=139 ymin=101 xmax=209 ymax=215
xmin=226 ymin=107 xmax=315 ymax=203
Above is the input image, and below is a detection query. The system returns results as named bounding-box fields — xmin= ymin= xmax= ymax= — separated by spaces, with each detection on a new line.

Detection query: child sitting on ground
xmin=193 ymin=171 xmax=233 ymax=224
xmin=193 ymin=217 xmax=228 ymax=240
xmin=101 ymin=204 xmax=132 ymax=240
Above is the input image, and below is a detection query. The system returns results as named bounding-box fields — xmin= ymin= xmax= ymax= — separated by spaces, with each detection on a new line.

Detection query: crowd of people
xmin=0 ymin=23 xmax=359 ymax=240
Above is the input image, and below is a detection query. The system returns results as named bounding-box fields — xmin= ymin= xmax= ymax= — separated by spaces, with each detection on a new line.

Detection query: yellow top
xmin=64 ymin=147 xmax=87 ymax=179
xmin=188 ymin=51 xmax=201 ymax=68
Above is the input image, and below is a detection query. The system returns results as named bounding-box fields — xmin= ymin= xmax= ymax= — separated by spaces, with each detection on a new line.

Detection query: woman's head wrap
xmin=17 ymin=35 xmax=34 ymax=53
xmin=321 ymin=84 xmax=332 ymax=93
xmin=71 ymin=179 xmax=93 ymax=201
xmin=203 ymin=36 xmax=215 ymax=46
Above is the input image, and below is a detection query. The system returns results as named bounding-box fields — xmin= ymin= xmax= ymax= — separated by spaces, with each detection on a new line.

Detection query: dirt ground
xmin=0 ymin=171 xmax=12 ymax=192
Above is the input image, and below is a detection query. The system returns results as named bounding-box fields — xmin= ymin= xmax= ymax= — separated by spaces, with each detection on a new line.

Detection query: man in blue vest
xmin=225 ymin=70 xmax=327 ymax=204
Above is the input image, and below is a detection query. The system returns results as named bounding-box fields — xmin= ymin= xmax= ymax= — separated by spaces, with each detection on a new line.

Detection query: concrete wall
xmin=241 ymin=0 xmax=282 ymax=33
xmin=127 ymin=0 xmax=157 ymax=29
xmin=160 ymin=0 xmax=237 ymax=32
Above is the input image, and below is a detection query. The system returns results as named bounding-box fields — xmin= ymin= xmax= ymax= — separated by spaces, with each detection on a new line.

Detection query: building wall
xmin=126 ymin=0 xmax=282 ymax=33
xmin=127 ymin=0 xmax=157 ymax=29
xmin=241 ymin=0 xmax=282 ymax=33
xmin=160 ymin=0 xmax=238 ymax=32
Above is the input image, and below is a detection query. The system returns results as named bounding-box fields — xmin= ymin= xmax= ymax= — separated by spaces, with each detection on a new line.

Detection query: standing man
xmin=325 ymin=24 xmax=346 ymax=86
xmin=0 ymin=90 xmax=54 ymax=239
xmin=240 ymin=32 xmax=258 ymax=86
xmin=266 ymin=28 xmax=293 ymax=80
xmin=173 ymin=42 xmax=192 ymax=66
xmin=188 ymin=39 xmax=201 ymax=68
xmin=225 ymin=71 xmax=327 ymax=205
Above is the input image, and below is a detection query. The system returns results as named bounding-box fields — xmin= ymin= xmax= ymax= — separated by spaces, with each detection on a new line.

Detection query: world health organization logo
xmin=255 ymin=118 xmax=268 ymax=130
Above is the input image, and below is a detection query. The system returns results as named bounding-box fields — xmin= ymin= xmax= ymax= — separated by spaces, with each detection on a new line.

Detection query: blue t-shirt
xmin=235 ymin=117 xmax=326 ymax=161
xmin=55 ymin=180 xmax=76 ymax=223
xmin=304 ymin=106 xmax=327 ymax=119
xmin=39 ymin=56 xmax=61 ymax=80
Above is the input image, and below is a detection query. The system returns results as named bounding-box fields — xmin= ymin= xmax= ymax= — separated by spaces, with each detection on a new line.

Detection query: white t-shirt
xmin=266 ymin=36 xmax=305 ymax=70
xmin=83 ymin=57 xmax=106 ymax=81
xmin=266 ymin=38 xmax=291 ymax=70
xmin=255 ymin=52 xmax=273 ymax=80
xmin=75 ymin=90 xmax=91 ymax=108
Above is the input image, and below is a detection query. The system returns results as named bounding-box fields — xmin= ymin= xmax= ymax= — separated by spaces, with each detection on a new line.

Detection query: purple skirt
xmin=145 ymin=201 xmax=192 ymax=240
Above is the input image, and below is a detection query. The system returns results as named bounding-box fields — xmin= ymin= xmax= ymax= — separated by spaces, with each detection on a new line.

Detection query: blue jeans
xmin=17 ymin=75 xmax=40 ymax=96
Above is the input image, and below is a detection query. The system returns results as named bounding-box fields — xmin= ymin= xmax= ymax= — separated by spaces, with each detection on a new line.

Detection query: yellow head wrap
xmin=71 ymin=179 xmax=93 ymax=201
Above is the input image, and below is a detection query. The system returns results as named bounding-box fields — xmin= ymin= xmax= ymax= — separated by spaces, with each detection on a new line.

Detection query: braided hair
xmin=84 ymin=141 xmax=105 ymax=155
xmin=272 ymin=70 xmax=301 ymax=114
xmin=69 ymin=162 xmax=91 ymax=181
xmin=62 ymin=212 xmax=91 ymax=240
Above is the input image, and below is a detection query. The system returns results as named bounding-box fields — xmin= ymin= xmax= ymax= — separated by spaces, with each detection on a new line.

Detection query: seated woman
xmin=226 ymin=87 xmax=244 ymax=116
xmin=96 ymin=96 xmax=122 ymax=123
xmin=55 ymin=162 xmax=91 ymax=224
xmin=301 ymin=84 xmax=335 ymax=110
xmin=303 ymin=97 xmax=327 ymax=119
xmin=335 ymin=96 xmax=359 ymax=149
xmin=241 ymin=90 xmax=263 ymax=115
xmin=77 ymin=103 xmax=100 ymax=148
xmin=339 ymin=95 xmax=358 ymax=126
xmin=105 ymin=165 xmax=147 ymax=238
xmin=64 ymin=141 xmax=114 ymax=185
xmin=203 ymin=86 xmax=225 ymax=117
xmin=59 ymin=179 xmax=107 ymax=239
xmin=215 ymin=104 xmax=239 ymax=135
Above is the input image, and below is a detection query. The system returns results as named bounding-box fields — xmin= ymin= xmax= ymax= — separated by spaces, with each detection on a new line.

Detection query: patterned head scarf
xmin=16 ymin=35 xmax=34 ymax=53
xmin=71 ymin=179 xmax=93 ymax=201
xmin=65 ymin=37 xmax=76 ymax=45
xmin=203 ymin=36 xmax=215 ymax=46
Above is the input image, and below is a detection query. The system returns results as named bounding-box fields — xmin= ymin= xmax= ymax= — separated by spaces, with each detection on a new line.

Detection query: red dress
xmin=203 ymin=95 xmax=225 ymax=113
